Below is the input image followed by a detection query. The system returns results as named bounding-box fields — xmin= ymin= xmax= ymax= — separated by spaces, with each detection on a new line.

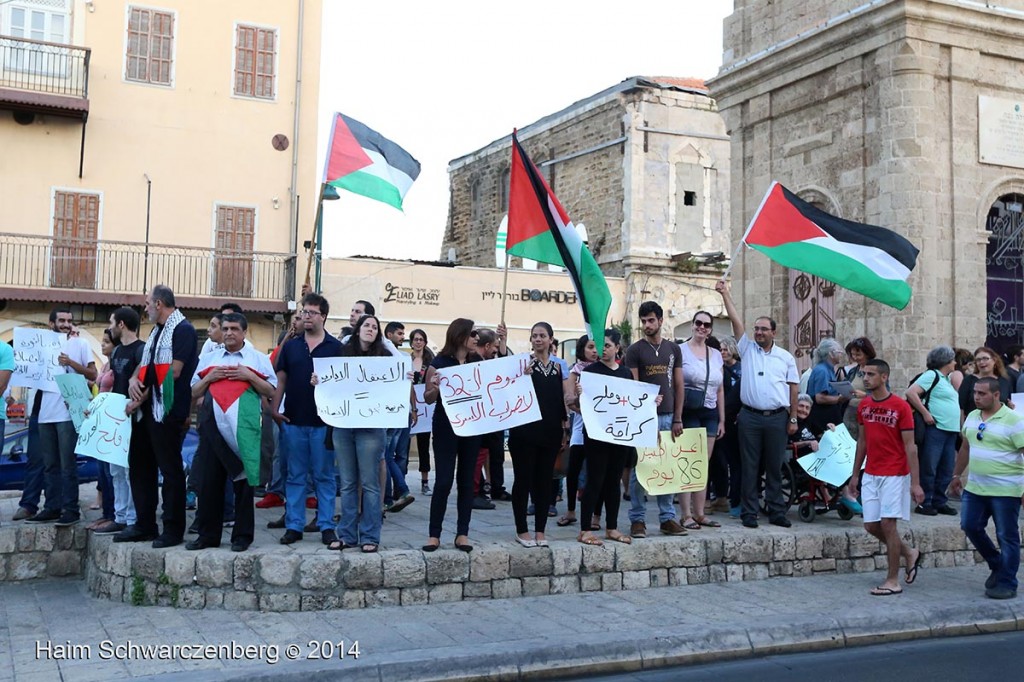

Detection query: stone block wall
xmin=0 ymin=524 xmax=88 ymax=582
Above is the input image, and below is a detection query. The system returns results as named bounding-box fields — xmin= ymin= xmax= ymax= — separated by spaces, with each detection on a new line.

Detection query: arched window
xmin=470 ymin=178 xmax=482 ymax=222
xmin=986 ymin=192 xmax=1024 ymax=351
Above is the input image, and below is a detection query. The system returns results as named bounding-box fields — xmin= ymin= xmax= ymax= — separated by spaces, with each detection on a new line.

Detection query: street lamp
xmin=315 ymin=184 xmax=340 ymax=292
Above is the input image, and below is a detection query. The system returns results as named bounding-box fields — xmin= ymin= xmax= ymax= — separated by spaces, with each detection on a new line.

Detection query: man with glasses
xmin=271 ymin=293 xmax=344 ymax=546
xmin=950 ymin=376 xmax=1024 ymax=599
xmin=717 ymin=281 xmax=799 ymax=529
xmin=849 ymin=359 xmax=924 ymax=596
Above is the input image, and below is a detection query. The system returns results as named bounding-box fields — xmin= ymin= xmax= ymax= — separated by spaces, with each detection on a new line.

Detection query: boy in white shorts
xmin=849 ymin=359 xmax=925 ymax=596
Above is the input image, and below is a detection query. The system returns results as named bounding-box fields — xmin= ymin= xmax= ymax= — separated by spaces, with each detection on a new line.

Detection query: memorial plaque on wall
xmin=979 ymin=95 xmax=1024 ymax=169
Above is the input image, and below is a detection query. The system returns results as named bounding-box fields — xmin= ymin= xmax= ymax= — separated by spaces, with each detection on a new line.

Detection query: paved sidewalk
xmin=2 ymin=563 xmax=1020 ymax=681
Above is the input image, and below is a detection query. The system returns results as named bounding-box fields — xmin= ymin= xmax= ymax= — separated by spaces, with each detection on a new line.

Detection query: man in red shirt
xmin=849 ymin=359 xmax=925 ymax=596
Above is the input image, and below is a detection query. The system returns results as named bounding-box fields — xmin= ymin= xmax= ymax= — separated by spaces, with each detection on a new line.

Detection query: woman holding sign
xmin=330 ymin=315 xmax=390 ymax=553
xmin=422 ymin=318 xmax=480 ymax=552
xmin=410 ymin=329 xmax=435 ymax=496
xmin=508 ymin=322 xmax=567 ymax=548
xmin=577 ymin=329 xmax=644 ymax=546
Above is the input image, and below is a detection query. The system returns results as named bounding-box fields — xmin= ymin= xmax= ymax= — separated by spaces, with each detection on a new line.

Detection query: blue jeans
xmin=920 ymin=425 xmax=957 ymax=509
xmin=961 ymin=490 xmax=1021 ymax=591
xmin=282 ymin=424 xmax=335 ymax=533
xmin=110 ymin=463 xmax=136 ymax=526
xmin=334 ymin=428 xmax=385 ymax=545
xmin=629 ymin=414 xmax=677 ymax=524
xmin=18 ymin=413 xmax=47 ymax=513
xmin=39 ymin=420 xmax=79 ymax=518
xmin=384 ymin=427 xmax=411 ymax=503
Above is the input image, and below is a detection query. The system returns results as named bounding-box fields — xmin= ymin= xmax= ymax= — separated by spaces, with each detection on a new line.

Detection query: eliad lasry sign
xmin=385 ymin=281 xmax=577 ymax=306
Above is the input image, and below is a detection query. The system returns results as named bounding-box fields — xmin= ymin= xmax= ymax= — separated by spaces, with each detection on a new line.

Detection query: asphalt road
xmin=575 ymin=630 xmax=1024 ymax=682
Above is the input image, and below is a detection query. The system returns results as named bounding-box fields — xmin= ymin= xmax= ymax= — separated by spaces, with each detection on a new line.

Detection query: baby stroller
xmin=790 ymin=442 xmax=856 ymax=523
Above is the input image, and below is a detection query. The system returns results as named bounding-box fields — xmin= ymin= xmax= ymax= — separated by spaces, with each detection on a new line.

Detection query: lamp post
xmin=315 ymin=184 xmax=340 ymax=293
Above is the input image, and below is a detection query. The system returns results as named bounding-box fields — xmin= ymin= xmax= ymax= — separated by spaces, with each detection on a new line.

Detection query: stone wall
xmin=84 ymin=525 xmax=981 ymax=611
xmin=0 ymin=524 xmax=87 ymax=582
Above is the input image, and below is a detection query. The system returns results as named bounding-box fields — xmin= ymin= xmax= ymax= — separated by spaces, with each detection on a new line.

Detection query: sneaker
xmin=306 ymin=496 xmax=318 ymax=509
xmin=185 ymin=491 xmax=197 ymax=510
xmin=26 ymin=509 xmax=61 ymax=523
xmin=12 ymin=507 xmax=35 ymax=521
xmin=630 ymin=521 xmax=647 ymax=539
xmin=255 ymin=492 xmax=285 ymax=509
xmin=660 ymin=519 xmax=687 ymax=536
xmin=54 ymin=514 xmax=80 ymax=527
xmin=389 ymin=494 xmax=415 ymax=513
xmin=840 ymin=497 xmax=863 ymax=515
xmin=223 ymin=519 xmax=236 ymax=528
xmin=914 ymin=505 xmax=938 ymax=516
xmin=473 ymin=497 xmax=496 ymax=510
xmin=421 ymin=481 xmax=432 ymax=496
xmin=92 ymin=521 xmax=126 ymax=535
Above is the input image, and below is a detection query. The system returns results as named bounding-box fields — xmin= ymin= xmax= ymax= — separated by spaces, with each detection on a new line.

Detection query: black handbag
xmin=912 ymin=370 xmax=941 ymax=446
xmin=683 ymin=344 xmax=710 ymax=411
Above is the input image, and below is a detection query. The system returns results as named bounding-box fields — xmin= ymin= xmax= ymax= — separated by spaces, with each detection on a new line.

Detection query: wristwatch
xmin=789 ymin=417 xmax=798 ymax=424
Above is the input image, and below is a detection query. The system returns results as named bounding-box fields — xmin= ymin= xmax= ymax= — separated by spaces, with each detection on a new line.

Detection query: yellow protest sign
xmin=634 ymin=429 xmax=708 ymax=495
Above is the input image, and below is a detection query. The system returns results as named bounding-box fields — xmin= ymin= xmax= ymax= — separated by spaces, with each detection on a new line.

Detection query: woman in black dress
xmin=508 ymin=322 xmax=567 ymax=547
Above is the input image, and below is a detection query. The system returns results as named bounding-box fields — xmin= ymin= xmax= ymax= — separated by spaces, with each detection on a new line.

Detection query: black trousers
xmin=194 ymin=424 xmax=254 ymax=546
xmin=738 ymin=408 xmax=788 ymax=519
xmin=416 ymin=432 xmax=431 ymax=474
xmin=580 ymin=437 xmax=627 ymax=532
xmin=480 ymin=430 xmax=505 ymax=493
xmin=509 ymin=437 xmax=559 ymax=535
xmin=428 ymin=427 xmax=479 ymax=538
xmin=130 ymin=410 xmax=186 ymax=539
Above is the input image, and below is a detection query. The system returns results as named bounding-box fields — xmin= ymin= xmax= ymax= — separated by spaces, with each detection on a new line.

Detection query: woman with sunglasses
xmin=409 ymin=329 xmax=435 ymax=496
xmin=906 ymin=345 xmax=960 ymax=517
xmin=422 ymin=319 xmax=480 ymax=552
xmin=508 ymin=322 xmax=567 ymax=547
xmin=679 ymin=311 xmax=725 ymax=530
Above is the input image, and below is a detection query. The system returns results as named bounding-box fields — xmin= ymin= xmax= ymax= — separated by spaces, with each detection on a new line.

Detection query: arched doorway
xmin=788 ymin=189 xmax=837 ymax=371
xmin=985 ymin=193 xmax=1024 ymax=353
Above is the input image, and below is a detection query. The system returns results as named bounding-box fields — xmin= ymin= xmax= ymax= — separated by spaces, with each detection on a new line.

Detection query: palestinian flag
xmin=507 ymin=131 xmax=612 ymax=338
xmin=742 ymin=182 xmax=920 ymax=310
xmin=199 ymin=368 xmax=264 ymax=485
xmin=138 ymin=364 xmax=174 ymax=417
xmin=323 ymin=113 xmax=421 ymax=211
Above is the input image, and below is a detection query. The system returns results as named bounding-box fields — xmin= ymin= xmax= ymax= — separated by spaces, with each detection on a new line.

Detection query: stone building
xmin=442 ymin=76 xmax=732 ymax=339
xmin=708 ymin=0 xmax=1024 ymax=377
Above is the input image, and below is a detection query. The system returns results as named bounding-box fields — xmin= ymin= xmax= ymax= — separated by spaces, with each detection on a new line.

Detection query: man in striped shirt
xmin=951 ymin=376 xmax=1024 ymax=600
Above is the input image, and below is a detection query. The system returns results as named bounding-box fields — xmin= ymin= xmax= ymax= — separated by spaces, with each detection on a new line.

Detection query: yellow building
xmin=0 ymin=0 xmax=322 ymax=354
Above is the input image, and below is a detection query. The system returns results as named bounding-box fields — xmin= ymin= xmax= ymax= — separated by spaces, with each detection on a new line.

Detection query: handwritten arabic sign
xmin=75 ymin=393 xmax=131 ymax=467
xmin=313 ymin=357 xmax=410 ymax=429
xmin=436 ymin=354 xmax=541 ymax=437
xmin=579 ymin=372 xmax=659 ymax=448
xmin=10 ymin=328 xmax=63 ymax=392
xmin=635 ymin=429 xmax=708 ymax=494
xmin=796 ymin=424 xmax=856 ymax=487
xmin=55 ymin=374 xmax=92 ymax=431
xmin=411 ymin=384 xmax=434 ymax=435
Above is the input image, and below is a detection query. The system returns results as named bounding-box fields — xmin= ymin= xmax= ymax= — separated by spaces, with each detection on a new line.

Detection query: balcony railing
xmin=0 ymin=233 xmax=295 ymax=302
xmin=0 ymin=34 xmax=90 ymax=99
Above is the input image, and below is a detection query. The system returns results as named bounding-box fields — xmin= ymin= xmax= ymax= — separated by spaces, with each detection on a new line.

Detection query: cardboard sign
xmin=75 ymin=393 xmax=131 ymax=467
xmin=410 ymin=384 xmax=434 ymax=435
xmin=579 ymin=372 xmax=660 ymax=448
xmin=796 ymin=424 xmax=857 ymax=487
xmin=436 ymin=354 xmax=541 ymax=437
xmin=312 ymin=356 xmax=410 ymax=429
xmin=10 ymin=328 xmax=63 ymax=392
xmin=634 ymin=429 xmax=708 ymax=494
xmin=55 ymin=373 xmax=92 ymax=431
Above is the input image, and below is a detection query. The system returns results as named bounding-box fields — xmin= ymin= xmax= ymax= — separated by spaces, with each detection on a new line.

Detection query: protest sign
xmin=410 ymin=384 xmax=434 ymax=435
xmin=75 ymin=393 xmax=131 ymax=467
xmin=436 ymin=354 xmax=540 ymax=437
xmin=11 ymin=328 xmax=63 ymax=392
xmin=634 ymin=429 xmax=708 ymax=494
xmin=578 ymin=372 xmax=660 ymax=448
xmin=55 ymin=373 xmax=92 ymax=431
xmin=796 ymin=423 xmax=857 ymax=487
xmin=312 ymin=356 xmax=410 ymax=429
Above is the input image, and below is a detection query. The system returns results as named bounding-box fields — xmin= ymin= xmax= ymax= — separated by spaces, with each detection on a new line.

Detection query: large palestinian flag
xmin=506 ymin=131 xmax=612 ymax=339
xmin=743 ymin=182 xmax=920 ymax=310
xmin=199 ymin=368 xmax=263 ymax=485
xmin=323 ymin=113 xmax=421 ymax=211
xmin=138 ymin=363 xmax=174 ymax=419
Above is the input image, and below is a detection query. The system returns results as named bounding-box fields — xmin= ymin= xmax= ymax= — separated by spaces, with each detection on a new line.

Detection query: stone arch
xmin=980 ymin=178 xmax=1024 ymax=352
xmin=977 ymin=176 xmax=1024 ymax=229
xmin=794 ymin=185 xmax=841 ymax=216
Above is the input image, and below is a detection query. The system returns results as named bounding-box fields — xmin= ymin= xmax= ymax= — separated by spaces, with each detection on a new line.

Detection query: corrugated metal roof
xmin=0 ymin=87 xmax=88 ymax=117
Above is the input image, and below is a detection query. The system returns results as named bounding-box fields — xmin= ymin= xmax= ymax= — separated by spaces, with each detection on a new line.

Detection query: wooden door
xmin=50 ymin=191 xmax=98 ymax=289
xmin=213 ymin=205 xmax=254 ymax=297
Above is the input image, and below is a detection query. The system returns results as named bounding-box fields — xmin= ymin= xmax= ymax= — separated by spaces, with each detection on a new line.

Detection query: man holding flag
xmin=187 ymin=313 xmax=276 ymax=552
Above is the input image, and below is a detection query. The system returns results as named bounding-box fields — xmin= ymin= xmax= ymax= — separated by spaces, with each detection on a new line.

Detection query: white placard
xmin=312 ymin=356 xmax=410 ymax=429
xmin=75 ymin=393 xmax=131 ymax=467
xmin=796 ymin=424 xmax=857 ymax=488
xmin=436 ymin=354 xmax=541 ymax=437
xmin=979 ymin=95 xmax=1024 ymax=169
xmin=578 ymin=372 xmax=660 ymax=448
xmin=410 ymin=384 xmax=434 ymax=435
xmin=11 ymin=328 xmax=63 ymax=392
xmin=55 ymin=373 xmax=92 ymax=431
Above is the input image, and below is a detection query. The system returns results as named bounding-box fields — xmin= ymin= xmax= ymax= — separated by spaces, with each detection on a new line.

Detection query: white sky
xmin=316 ymin=0 xmax=733 ymax=261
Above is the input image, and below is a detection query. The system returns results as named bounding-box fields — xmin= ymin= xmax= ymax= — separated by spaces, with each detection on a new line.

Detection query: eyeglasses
xmin=977 ymin=422 xmax=987 ymax=441
xmin=753 ymin=326 xmax=772 ymax=332
xmin=693 ymin=320 xmax=713 ymax=329
xmin=298 ymin=310 xmax=323 ymax=318
xmin=975 ymin=356 xmax=992 ymax=363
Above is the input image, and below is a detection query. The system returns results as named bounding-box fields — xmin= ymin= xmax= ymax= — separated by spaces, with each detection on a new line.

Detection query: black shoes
xmin=935 ymin=505 xmax=958 ymax=516
xmin=231 ymin=540 xmax=251 ymax=552
xmin=321 ymin=529 xmax=338 ymax=546
xmin=280 ymin=530 xmax=302 ymax=545
xmin=26 ymin=509 xmax=61 ymax=523
xmin=986 ymin=586 xmax=1017 ymax=600
xmin=472 ymin=497 xmax=496 ymax=510
xmin=267 ymin=515 xmax=285 ymax=529
xmin=152 ymin=535 xmax=183 ymax=549
xmin=54 ymin=514 xmax=81 ymax=527
xmin=986 ymin=570 xmax=999 ymax=590
xmin=303 ymin=519 xmax=319 ymax=533
xmin=914 ymin=505 xmax=938 ymax=516
xmin=770 ymin=516 xmax=792 ymax=528
xmin=742 ymin=517 xmax=759 ymax=528
xmin=113 ymin=526 xmax=158 ymax=543
xmin=185 ymin=538 xmax=219 ymax=551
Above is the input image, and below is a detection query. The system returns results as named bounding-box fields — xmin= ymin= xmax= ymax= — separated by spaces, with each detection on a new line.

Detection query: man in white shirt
xmin=717 ymin=281 xmax=799 ymax=529
xmin=26 ymin=308 xmax=97 ymax=526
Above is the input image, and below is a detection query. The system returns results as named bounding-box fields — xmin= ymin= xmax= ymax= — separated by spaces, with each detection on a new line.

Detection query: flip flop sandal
xmin=682 ymin=518 xmax=702 ymax=530
xmin=696 ymin=517 xmax=721 ymax=528
xmin=606 ymin=532 xmax=632 ymax=544
xmin=905 ymin=550 xmax=924 ymax=584
xmin=577 ymin=533 xmax=603 ymax=546
xmin=556 ymin=516 xmax=577 ymax=527
xmin=870 ymin=586 xmax=903 ymax=596
xmin=361 ymin=544 xmax=379 ymax=553
xmin=328 ymin=541 xmax=353 ymax=551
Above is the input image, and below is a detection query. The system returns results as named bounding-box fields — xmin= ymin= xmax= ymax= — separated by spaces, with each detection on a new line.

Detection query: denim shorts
xmin=683 ymin=406 xmax=720 ymax=437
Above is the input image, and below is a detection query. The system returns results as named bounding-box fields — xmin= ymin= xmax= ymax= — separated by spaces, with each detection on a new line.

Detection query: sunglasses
xmin=977 ymin=422 xmax=987 ymax=441
xmin=470 ymin=330 xmax=479 ymax=338
xmin=693 ymin=320 xmax=713 ymax=329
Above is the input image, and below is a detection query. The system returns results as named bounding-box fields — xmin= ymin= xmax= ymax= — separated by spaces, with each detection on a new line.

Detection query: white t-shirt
xmin=38 ymin=336 xmax=93 ymax=424
xmin=680 ymin=341 xmax=724 ymax=409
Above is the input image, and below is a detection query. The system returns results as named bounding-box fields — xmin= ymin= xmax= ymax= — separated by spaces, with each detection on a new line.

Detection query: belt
xmin=741 ymin=405 xmax=787 ymax=417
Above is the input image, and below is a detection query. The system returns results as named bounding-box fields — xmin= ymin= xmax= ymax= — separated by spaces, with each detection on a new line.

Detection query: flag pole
xmin=720 ymin=240 xmax=745 ymax=280
xmin=721 ymin=181 xmax=776 ymax=280
xmin=304 ymin=183 xmax=327 ymax=290
xmin=499 ymin=251 xmax=510 ymax=325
